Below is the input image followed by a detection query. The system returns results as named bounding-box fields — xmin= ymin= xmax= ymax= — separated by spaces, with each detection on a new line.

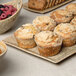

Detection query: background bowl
xmin=0 ymin=0 xmax=22 ymax=34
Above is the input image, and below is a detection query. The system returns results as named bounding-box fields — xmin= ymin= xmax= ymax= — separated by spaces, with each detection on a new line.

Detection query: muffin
xmin=50 ymin=9 xmax=73 ymax=24
xmin=70 ymin=16 xmax=76 ymax=26
xmin=33 ymin=16 xmax=56 ymax=31
xmin=66 ymin=3 xmax=76 ymax=16
xmin=35 ymin=31 xmax=62 ymax=57
xmin=14 ymin=24 xmax=38 ymax=49
xmin=54 ymin=23 xmax=76 ymax=47
xmin=0 ymin=41 xmax=7 ymax=55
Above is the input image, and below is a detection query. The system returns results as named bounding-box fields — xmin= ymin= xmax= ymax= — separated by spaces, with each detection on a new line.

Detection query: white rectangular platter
xmin=3 ymin=35 xmax=76 ymax=63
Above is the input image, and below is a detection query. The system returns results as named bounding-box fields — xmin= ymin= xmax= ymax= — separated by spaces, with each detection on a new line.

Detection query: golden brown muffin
xmin=35 ymin=31 xmax=62 ymax=57
xmin=66 ymin=3 xmax=76 ymax=16
xmin=0 ymin=41 xmax=7 ymax=55
xmin=70 ymin=16 xmax=76 ymax=26
xmin=14 ymin=23 xmax=38 ymax=49
xmin=54 ymin=23 xmax=76 ymax=47
xmin=50 ymin=9 xmax=73 ymax=24
xmin=33 ymin=16 xmax=56 ymax=31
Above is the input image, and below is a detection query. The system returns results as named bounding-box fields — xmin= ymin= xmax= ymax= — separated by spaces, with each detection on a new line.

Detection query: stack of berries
xmin=0 ymin=4 xmax=17 ymax=20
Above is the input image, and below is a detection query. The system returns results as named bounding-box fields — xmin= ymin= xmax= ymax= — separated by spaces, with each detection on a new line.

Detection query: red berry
xmin=0 ymin=8 xmax=5 ymax=11
xmin=8 ymin=5 xmax=14 ymax=11
xmin=3 ymin=11 xmax=6 ymax=13
xmin=5 ymin=10 xmax=12 ymax=16
xmin=1 ymin=13 xmax=7 ymax=19
xmin=9 ymin=7 xmax=13 ymax=11
xmin=5 ymin=6 xmax=9 ymax=11
xmin=12 ymin=11 xmax=16 ymax=15
xmin=12 ymin=8 xmax=17 ymax=12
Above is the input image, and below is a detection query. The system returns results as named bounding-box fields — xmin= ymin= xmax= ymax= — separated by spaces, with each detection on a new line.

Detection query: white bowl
xmin=0 ymin=0 xmax=22 ymax=34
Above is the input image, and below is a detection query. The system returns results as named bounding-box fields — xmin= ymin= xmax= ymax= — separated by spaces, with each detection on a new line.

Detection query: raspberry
xmin=8 ymin=5 xmax=14 ymax=12
xmin=5 ymin=10 xmax=12 ymax=16
xmin=3 ymin=11 xmax=6 ymax=13
xmin=5 ymin=6 xmax=9 ymax=11
xmin=1 ymin=13 xmax=7 ymax=19
xmin=12 ymin=8 xmax=17 ymax=12
xmin=0 ymin=8 xmax=5 ymax=11
xmin=12 ymin=11 xmax=16 ymax=15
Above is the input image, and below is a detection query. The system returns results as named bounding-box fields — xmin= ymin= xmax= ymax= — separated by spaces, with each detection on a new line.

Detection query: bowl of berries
xmin=0 ymin=0 xmax=22 ymax=34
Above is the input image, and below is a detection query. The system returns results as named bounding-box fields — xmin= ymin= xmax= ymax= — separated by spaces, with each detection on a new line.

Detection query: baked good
xmin=14 ymin=24 xmax=38 ymax=49
xmin=54 ymin=23 xmax=76 ymax=47
xmin=0 ymin=41 xmax=7 ymax=55
xmin=28 ymin=0 xmax=66 ymax=10
xmin=33 ymin=16 xmax=56 ymax=31
xmin=66 ymin=3 xmax=76 ymax=16
xmin=28 ymin=0 xmax=47 ymax=10
xmin=50 ymin=9 xmax=73 ymax=24
xmin=35 ymin=31 xmax=62 ymax=57
xmin=70 ymin=16 xmax=76 ymax=26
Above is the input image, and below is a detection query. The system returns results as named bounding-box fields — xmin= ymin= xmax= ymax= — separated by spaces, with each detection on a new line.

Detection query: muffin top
xmin=35 ymin=31 xmax=62 ymax=47
xmin=0 ymin=41 xmax=6 ymax=54
xmin=33 ymin=16 xmax=56 ymax=31
xmin=14 ymin=24 xmax=38 ymax=39
xmin=70 ymin=16 xmax=76 ymax=26
xmin=50 ymin=9 xmax=73 ymax=24
xmin=54 ymin=23 xmax=76 ymax=39
xmin=66 ymin=3 xmax=76 ymax=15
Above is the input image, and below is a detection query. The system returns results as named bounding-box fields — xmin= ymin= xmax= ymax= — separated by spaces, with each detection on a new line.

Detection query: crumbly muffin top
xmin=54 ymin=23 xmax=76 ymax=38
xmin=70 ymin=16 xmax=76 ymax=26
xmin=54 ymin=9 xmax=72 ymax=16
xmin=50 ymin=9 xmax=73 ymax=23
xmin=33 ymin=16 xmax=56 ymax=31
xmin=66 ymin=3 xmax=76 ymax=15
xmin=15 ymin=24 xmax=38 ymax=39
xmin=35 ymin=31 xmax=62 ymax=47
